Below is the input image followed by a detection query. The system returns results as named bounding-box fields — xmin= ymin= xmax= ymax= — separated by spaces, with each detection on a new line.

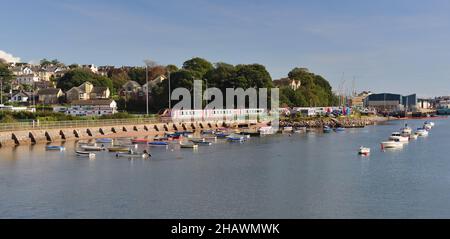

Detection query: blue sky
xmin=2 ymin=0 xmax=450 ymax=97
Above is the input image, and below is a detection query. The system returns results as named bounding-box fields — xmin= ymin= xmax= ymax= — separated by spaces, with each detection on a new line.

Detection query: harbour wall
xmin=0 ymin=120 xmax=254 ymax=147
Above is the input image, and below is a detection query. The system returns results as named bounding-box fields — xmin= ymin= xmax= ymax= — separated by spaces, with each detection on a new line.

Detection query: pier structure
xmin=0 ymin=119 xmax=258 ymax=147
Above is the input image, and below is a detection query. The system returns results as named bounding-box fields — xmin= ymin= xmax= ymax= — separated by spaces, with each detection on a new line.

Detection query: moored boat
xmin=358 ymin=146 xmax=370 ymax=155
xmin=389 ymin=132 xmax=409 ymax=143
xmin=80 ymin=145 xmax=104 ymax=151
xmin=180 ymin=142 xmax=198 ymax=148
xmin=131 ymin=138 xmax=150 ymax=144
xmin=334 ymin=127 xmax=345 ymax=132
xmin=415 ymin=128 xmax=429 ymax=136
xmin=259 ymin=126 xmax=275 ymax=135
xmin=191 ymin=140 xmax=212 ymax=146
xmin=381 ymin=140 xmax=404 ymax=149
xmin=46 ymin=145 xmax=65 ymax=151
xmin=323 ymin=126 xmax=332 ymax=133
xmin=76 ymin=151 xmax=96 ymax=159
xmin=96 ymin=138 xmax=113 ymax=143
xmin=149 ymin=141 xmax=169 ymax=146
xmin=107 ymin=147 xmax=130 ymax=152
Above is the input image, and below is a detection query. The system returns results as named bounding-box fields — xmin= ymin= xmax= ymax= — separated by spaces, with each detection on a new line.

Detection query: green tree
xmin=111 ymin=71 xmax=130 ymax=94
xmin=56 ymin=68 xmax=113 ymax=91
xmin=182 ymin=57 xmax=213 ymax=78
xmin=0 ymin=62 xmax=13 ymax=92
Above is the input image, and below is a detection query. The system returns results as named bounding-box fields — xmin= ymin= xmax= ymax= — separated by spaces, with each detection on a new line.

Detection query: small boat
xmin=334 ymin=127 xmax=345 ymax=132
xmin=294 ymin=127 xmax=307 ymax=133
xmin=107 ymin=147 xmax=130 ymax=152
xmin=400 ymin=126 xmax=412 ymax=135
xmin=189 ymin=137 xmax=205 ymax=142
xmin=259 ymin=126 xmax=275 ymax=135
xmin=191 ymin=140 xmax=212 ymax=146
xmin=154 ymin=135 xmax=170 ymax=141
xmin=358 ymin=146 xmax=370 ymax=155
xmin=227 ymin=136 xmax=245 ymax=142
xmin=409 ymin=134 xmax=418 ymax=140
xmin=215 ymin=132 xmax=230 ymax=138
xmin=389 ymin=132 xmax=409 ymax=143
xmin=148 ymin=141 xmax=169 ymax=146
xmin=323 ymin=126 xmax=332 ymax=133
xmin=424 ymin=121 xmax=435 ymax=127
xmin=76 ymin=151 xmax=96 ymax=159
xmin=423 ymin=123 xmax=433 ymax=130
xmin=203 ymin=136 xmax=218 ymax=140
xmin=131 ymin=138 xmax=150 ymax=144
xmin=180 ymin=142 xmax=198 ymax=148
xmin=416 ymin=128 xmax=429 ymax=136
xmin=80 ymin=145 xmax=104 ymax=151
xmin=381 ymin=140 xmax=404 ymax=149
xmin=239 ymin=131 xmax=260 ymax=136
xmin=96 ymin=138 xmax=113 ymax=143
xmin=46 ymin=145 xmax=65 ymax=151
xmin=282 ymin=126 xmax=293 ymax=132
xmin=115 ymin=152 xmax=150 ymax=159
xmin=201 ymin=130 xmax=215 ymax=134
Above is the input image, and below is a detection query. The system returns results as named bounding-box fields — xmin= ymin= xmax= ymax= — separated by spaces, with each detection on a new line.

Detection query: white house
xmin=15 ymin=74 xmax=40 ymax=85
xmin=9 ymin=92 xmax=32 ymax=103
xmin=82 ymin=64 xmax=98 ymax=74
xmin=67 ymin=99 xmax=117 ymax=116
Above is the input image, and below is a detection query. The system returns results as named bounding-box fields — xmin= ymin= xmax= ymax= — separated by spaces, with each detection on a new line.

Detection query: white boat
xmin=180 ymin=142 xmax=198 ymax=149
xmin=424 ymin=121 xmax=435 ymax=127
xmin=389 ymin=132 xmax=409 ymax=143
xmin=381 ymin=140 xmax=404 ymax=149
xmin=400 ymin=127 xmax=412 ymax=135
xmin=76 ymin=151 xmax=96 ymax=159
xmin=282 ymin=126 xmax=293 ymax=132
xmin=259 ymin=126 xmax=275 ymax=135
xmin=423 ymin=123 xmax=433 ymax=130
xmin=416 ymin=128 xmax=429 ymax=136
xmin=80 ymin=145 xmax=104 ymax=151
xmin=115 ymin=152 xmax=150 ymax=159
xmin=358 ymin=146 xmax=370 ymax=155
xmin=409 ymin=134 xmax=418 ymax=140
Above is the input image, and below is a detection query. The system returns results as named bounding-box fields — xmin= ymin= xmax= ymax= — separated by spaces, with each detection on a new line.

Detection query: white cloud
xmin=0 ymin=50 xmax=21 ymax=63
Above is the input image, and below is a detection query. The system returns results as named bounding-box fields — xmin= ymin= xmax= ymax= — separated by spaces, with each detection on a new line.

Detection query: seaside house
xmin=142 ymin=75 xmax=167 ymax=93
xmin=67 ymin=99 xmax=117 ymax=116
xmin=120 ymin=80 xmax=143 ymax=100
xmin=9 ymin=91 xmax=33 ymax=104
xmin=37 ymin=88 xmax=64 ymax=104
xmin=66 ymin=81 xmax=110 ymax=103
xmin=14 ymin=74 xmax=40 ymax=85
xmin=273 ymin=78 xmax=301 ymax=90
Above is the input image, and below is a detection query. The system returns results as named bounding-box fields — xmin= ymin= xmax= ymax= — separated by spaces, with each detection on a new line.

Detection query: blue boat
xmin=46 ymin=145 xmax=65 ymax=151
xmin=227 ymin=136 xmax=244 ymax=142
xmin=323 ymin=126 xmax=332 ymax=133
xmin=96 ymin=138 xmax=113 ymax=143
xmin=334 ymin=127 xmax=345 ymax=132
xmin=149 ymin=141 xmax=169 ymax=146
xmin=191 ymin=140 xmax=212 ymax=146
xmin=215 ymin=132 xmax=229 ymax=138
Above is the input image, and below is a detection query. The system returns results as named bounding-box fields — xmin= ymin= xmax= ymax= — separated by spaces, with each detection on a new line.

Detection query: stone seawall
xmin=0 ymin=120 xmax=246 ymax=147
xmin=279 ymin=116 xmax=388 ymax=128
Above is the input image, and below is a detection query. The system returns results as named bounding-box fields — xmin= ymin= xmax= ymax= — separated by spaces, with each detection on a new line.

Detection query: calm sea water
xmin=0 ymin=118 xmax=449 ymax=218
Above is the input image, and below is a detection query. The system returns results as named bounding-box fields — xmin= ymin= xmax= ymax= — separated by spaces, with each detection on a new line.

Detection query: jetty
xmin=0 ymin=118 xmax=257 ymax=147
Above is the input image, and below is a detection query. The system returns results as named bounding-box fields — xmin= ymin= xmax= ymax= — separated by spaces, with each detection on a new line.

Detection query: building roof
xmin=71 ymin=99 xmax=115 ymax=106
xmin=91 ymin=86 xmax=108 ymax=94
xmin=37 ymin=88 xmax=62 ymax=95
xmin=122 ymin=80 xmax=141 ymax=88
